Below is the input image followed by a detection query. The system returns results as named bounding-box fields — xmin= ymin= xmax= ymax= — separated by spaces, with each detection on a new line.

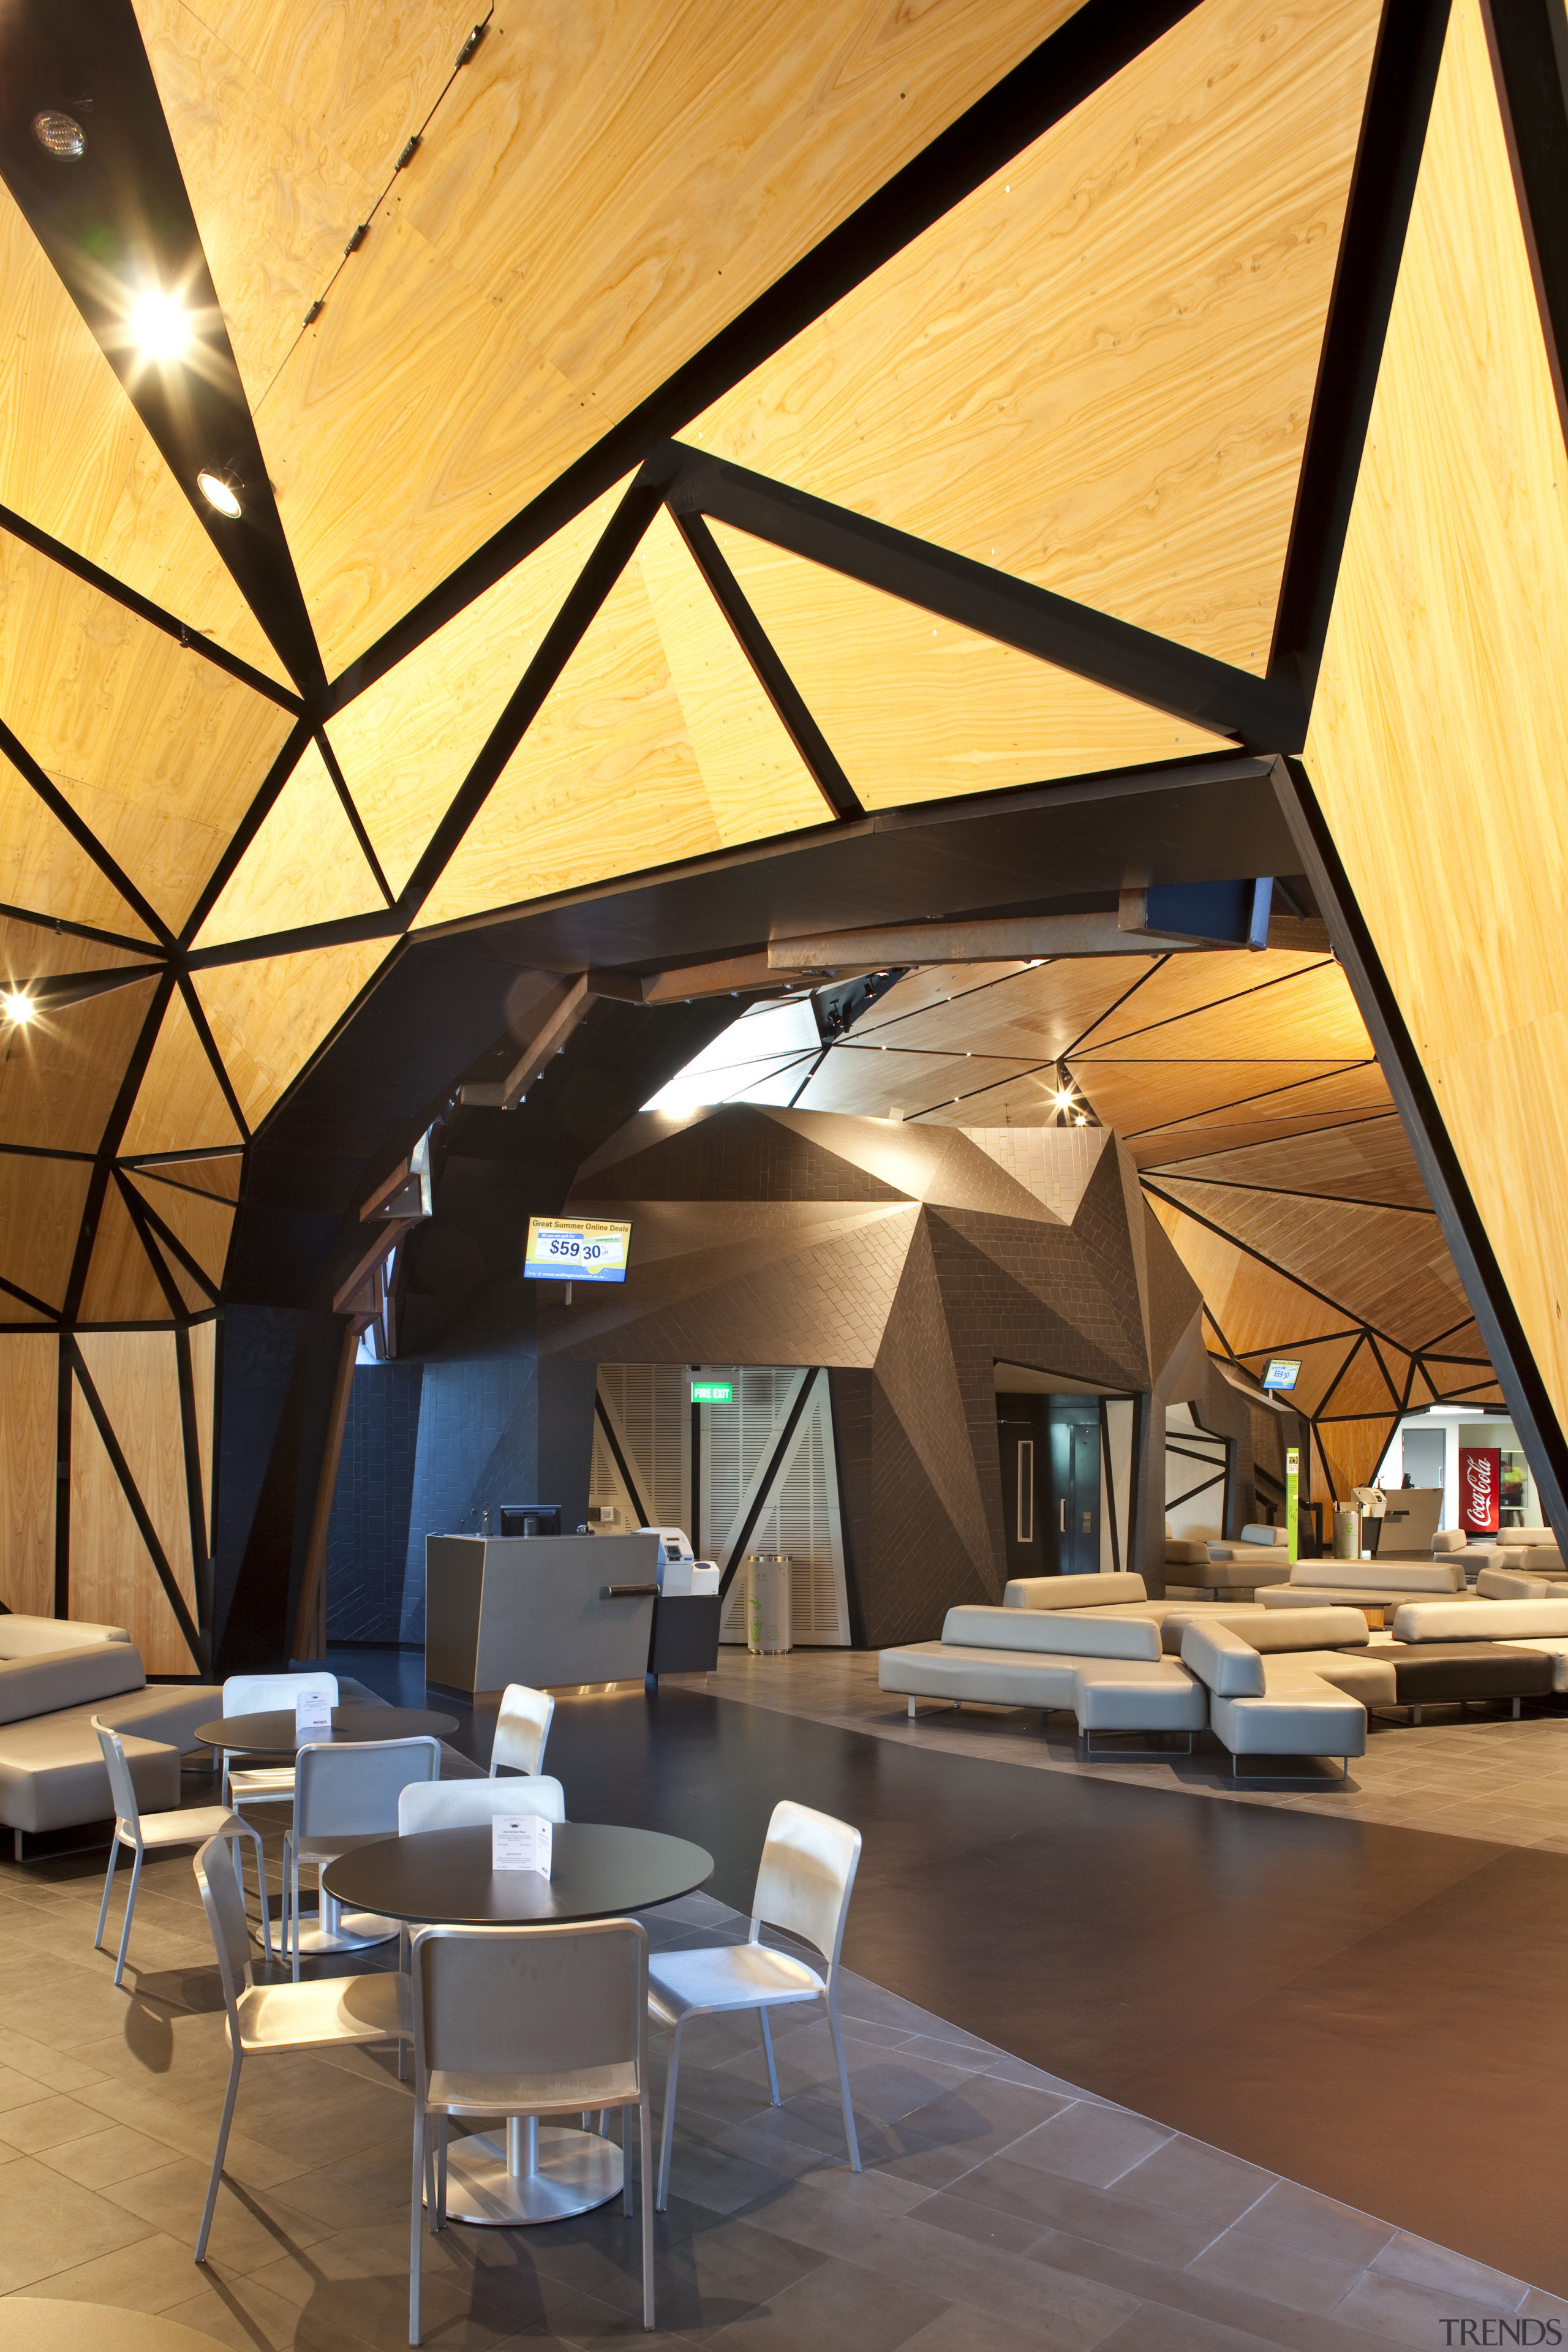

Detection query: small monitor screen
xmin=1262 ymin=1358 xmax=1301 ymax=1392
xmin=499 ymin=1504 xmax=561 ymax=1537
xmin=524 ymin=1216 xmax=631 ymax=1283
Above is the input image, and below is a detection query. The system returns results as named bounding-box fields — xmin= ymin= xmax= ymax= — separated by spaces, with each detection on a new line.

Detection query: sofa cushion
xmin=1475 ymin=1569 xmax=1563 ymax=1599
xmin=99 ymin=1684 xmax=224 ymax=1752
xmin=1392 ymin=1597 xmax=1568 ymax=1643
xmin=1163 ymin=1539 xmax=1210 ymax=1567
xmin=1280 ymin=1649 xmax=1398 ymax=1706
xmin=1003 ymin=1573 xmax=1147 ymax=1611
xmin=1210 ymin=1680 xmax=1367 ymax=1758
xmin=0 ymin=1714 xmax=178 ymax=1833
xmin=1287 ymin=1558 xmax=1467 ymax=1595
xmin=1178 ymin=1621 xmax=1266 ymax=1696
xmin=0 ymin=1615 xmax=131 ymax=1659
xmin=1178 ymin=1554 xmax=1291 ymax=1586
xmin=0 ymin=1644 xmax=145 ymax=1728
xmin=1067 ymin=1659 xmax=1207 ymax=1731
xmin=943 ymin=1606 xmax=1159 ymax=1662
xmin=1240 ymin=1524 xmax=1288 ymax=1547
xmin=1231 ymin=1606 xmax=1368 ymax=1654
xmin=879 ymin=1643 xmax=1082 ymax=1711
xmin=1431 ymin=1529 xmax=1470 ymax=1554
xmin=1390 ymin=1643 xmax=1555 ymax=1704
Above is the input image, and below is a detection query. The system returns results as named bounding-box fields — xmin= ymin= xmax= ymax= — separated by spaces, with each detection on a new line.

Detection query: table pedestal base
xmin=442 ymin=2116 xmax=622 ymax=2225
xmin=258 ymin=1893 xmax=398 ymax=1962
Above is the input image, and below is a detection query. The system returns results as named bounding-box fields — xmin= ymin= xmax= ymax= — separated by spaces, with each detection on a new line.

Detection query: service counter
xmin=424 ymin=1532 xmax=661 ymax=1696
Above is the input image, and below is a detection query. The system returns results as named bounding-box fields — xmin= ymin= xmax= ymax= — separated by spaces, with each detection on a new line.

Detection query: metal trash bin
xmin=746 ymin=1554 xmax=792 ymax=1654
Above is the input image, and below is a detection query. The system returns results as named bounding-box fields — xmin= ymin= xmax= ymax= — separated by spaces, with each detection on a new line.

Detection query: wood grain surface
xmin=0 ymin=1330 xmax=55 ymax=1616
xmin=0 ymin=1153 xmax=93 ymax=1310
xmin=129 ymin=1171 xmax=234 ymax=1289
xmin=77 ymin=1181 xmax=174 ymax=1325
xmin=0 ymin=981 xmax=158 ymax=1157
xmin=193 ymin=738 xmax=385 ymax=947
xmin=188 ymin=1313 xmax=216 ymax=1547
xmin=77 ymin=1330 xmax=195 ymax=1593
xmin=69 ymin=1360 xmax=196 ymax=1672
xmin=194 ymin=937 xmax=391 ymax=1127
xmin=0 ymin=744 xmax=159 ymax=942
xmin=119 ymin=991 xmax=244 ymax=1158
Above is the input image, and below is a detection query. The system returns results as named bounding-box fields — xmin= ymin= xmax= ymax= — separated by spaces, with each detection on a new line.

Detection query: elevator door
xmin=1047 ymin=1403 xmax=1101 ymax=1575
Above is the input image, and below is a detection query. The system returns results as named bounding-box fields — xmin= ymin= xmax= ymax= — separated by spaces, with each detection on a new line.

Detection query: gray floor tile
xmin=1330 ymin=2268 xmax=1529 ymax=2349
xmin=1186 ymin=2224 xmax=1365 ymax=2316
xmin=1006 ymin=2103 xmax=1176 ymax=2191
xmin=0 ymin=2150 xmax=155 ymax=2293
xmin=1109 ymin=2135 xmax=1276 ymax=2232
xmin=930 ymin=2155 xmax=1220 ymax=2270
xmin=1368 ymin=2228 xmax=1529 ymax=2311
xmin=699 ymin=2256 xmax=948 ymax=2352
xmin=1238 ymin=2180 xmax=1396 ymax=2269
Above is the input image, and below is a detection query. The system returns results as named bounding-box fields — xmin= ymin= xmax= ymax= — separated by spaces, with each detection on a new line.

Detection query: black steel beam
xmin=1268 ymin=0 xmax=1450 ymax=701
xmin=668 ymin=451 xmax=1296 ymax=747
xmin=1481 ymin=0 xmax=1568 ymax=451
xmin=1272 ymin=755 xmax=1568 ymax=1540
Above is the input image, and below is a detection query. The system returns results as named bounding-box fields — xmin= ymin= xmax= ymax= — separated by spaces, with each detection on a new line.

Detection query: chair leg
xmin=639 ymin=2095 xmax=655 ymax=2331
xmin=113 ymin=1845 xmax=145 ymax=1988
xmin=826 ymin=1997 xmax=861 ymax=2174
xmin=239 ymin=1823 xmax=271 ymax=1959
xmin=197 ymin=2045 xmax=243 ymax=2263
xmin=622 ymin=2104 xmax=634 ymax=2217
xmin=656 ymin=2019 xmax=684 ymax=2212
xmin=758 ymin=2008 xmax=780 ymax=2106
xmin=94 ymin=1838 xmax=120 ymax=1952
xmin=289 ymin=1839 xmax=301 ymax=1983
xmin=409 ymin=2107 xmax=424 ymax=2347
xmin=435 ymin=2114 xmax=448 ymax=2231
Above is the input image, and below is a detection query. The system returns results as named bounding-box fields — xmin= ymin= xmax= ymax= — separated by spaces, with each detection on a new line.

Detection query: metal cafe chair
xmin=489 ymin=1683 xmax=555 ymax=1777
xmin=648 ymin=1796 xmax=862 ymax=2209
xmin=91 ymin=1719 xmax=268 ymax=1989
xmin=283 ymin=1736 xmax=440 ymax=1979
xmin=217 ymin=1669 xmax=338 ymax=1814
xmin=190 ymin=1836 xmax=409 ymax=2263
xmin=398 ymin=1776 xmax=565 ymax=1836
xmin=408 ymin=1920 xmax=654 ymax=2343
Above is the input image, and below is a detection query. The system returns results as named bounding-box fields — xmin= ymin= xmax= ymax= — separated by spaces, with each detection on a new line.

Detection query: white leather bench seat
xmin=1211 ymin=1662 xmax=1368 ymax=1760
xmin=0 ymin=1683 xmax=224 ymax=1833
xmin=876 ymin=1643 xmax=1204 ymax=1730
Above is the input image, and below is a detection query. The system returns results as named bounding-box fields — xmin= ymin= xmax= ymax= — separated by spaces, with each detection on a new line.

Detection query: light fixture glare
xmin=1052 ymin=1087 xmax=1074 ymax=1110
xmin=197 ymin=469 xmax=243 ymax=518
xmin=3 ymin=992 xmax=34 ymax=1025
xmin=128 ymin=288 xmax=192 ymax=362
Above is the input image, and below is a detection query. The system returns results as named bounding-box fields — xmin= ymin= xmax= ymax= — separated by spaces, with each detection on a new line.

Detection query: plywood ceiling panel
xmin=799 ymin=1049 xmax=1042 ymax=1121
xmin=418 ymin=551 xmax=823 ymax=928
xmin=0 ymin=747 xmax=160 ymax=942
xmin=1115 ymin=1063 xmax=1395 ymax=1150
xmin=0 ymin=1332 xmax=56 ymax=1616
xmin=858 ymin=959 xmax=1161 ymax=1060
xmin=1305 ymin=0 xmax=1568 ymax=1446
xmin=1143 ymin=1112 xmax=1430 ymax=1205
xmin=77 ymin=1180 xmax=171 ymax=1324
xmin=187 ymin=1314 xmax=216 ymax=1545
xmin=326 ymin=479 xmax=635 ymax=896
xmin=0 ymin=979 xmax=157 ymax=1156
xmin=69 ymin=1368 xmax=194 ymax=1670
xmin=1076 ymin=955 xmax=1346 ymax=1054
xmin=712 ymin=525 xmax=1230 ymax=807
xmin=1319 ymin=1340 xmax=1404 ymax=1420
xmin=193 ymin=739 xmax=385 ymax=947
xmin=1316 ymin=1416 xmax=1400 ymax=1499
xmin=0 ymin=533 xmax=296 ymax=932
xmin=128 ymin=1150 xmax=243 ymax=1202
xmin=0 ymin=192 xmax=287 ymax=685
xmin=129 ymin=1172 xmax=233 ymax=1288
xmin=694 ymin=0 xmax=1382 ymax=676
xmin=1073 ymin=1059 xmax=1371 ymax=1138
xmin=0 ymin=924 xmax=150 ymax=983
xmin=1150 ymin=1197 xmax=1349 ymax=1348
xmin=194 ymin=937 xmax=391 ymax=1128
xmin=1080 ymin=958 xmax=1369 ymax=1063
xmin=250 ymin=0 xmax=1080 ymax=673
xmin=78 ymin=1330 xmax=195 ymax=1591
xmin=1128 ymin=1107 xmax=1395 ymax=1170
xmin=0 ymin=1155 xmax=92 ymax=1311
xmin=119 ymin=991 xmax=244 ymax=1158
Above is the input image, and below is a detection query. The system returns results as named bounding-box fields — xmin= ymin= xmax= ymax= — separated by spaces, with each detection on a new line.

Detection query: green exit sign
xmin=690 ymin=1380 xmax=733 ymax=1404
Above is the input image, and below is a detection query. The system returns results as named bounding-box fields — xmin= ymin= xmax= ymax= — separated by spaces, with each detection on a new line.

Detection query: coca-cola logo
xmin=1460 ymin=1448 xmax=1498 ymax=1530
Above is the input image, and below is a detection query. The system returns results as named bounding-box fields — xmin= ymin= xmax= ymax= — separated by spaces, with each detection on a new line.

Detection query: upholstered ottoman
xmin=1389 ymin=1643 xmax=1555 ymax=1721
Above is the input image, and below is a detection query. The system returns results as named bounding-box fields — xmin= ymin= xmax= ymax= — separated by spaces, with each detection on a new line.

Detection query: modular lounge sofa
xmin=0 ymin=1613 xmax=223 ymax=1856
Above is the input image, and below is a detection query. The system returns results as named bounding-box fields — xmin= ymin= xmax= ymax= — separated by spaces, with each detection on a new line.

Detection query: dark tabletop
xmin=320 ymin=1822 xmax=714 ymax=1926
xmin=195 ymin=1706 xmax=458 ymax=1755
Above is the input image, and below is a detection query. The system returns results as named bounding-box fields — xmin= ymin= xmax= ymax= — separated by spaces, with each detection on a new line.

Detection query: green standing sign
xmin=1286 ymin=1446 xmax=1300 ymax=1562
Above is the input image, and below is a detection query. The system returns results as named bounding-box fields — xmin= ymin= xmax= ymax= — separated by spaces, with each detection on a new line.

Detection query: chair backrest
xmin=399 ymin=1776 xmax=565 ymax=1834
xmin=293 ymin=1736 xmax=440 ymax=1837
xmin=750 ymin=1799 xmax=862 ymax=1983
xmin=410 ymin=1920 xmax=647 ymax=2096
xmin=490 ymin=1683 xmax=554 ymax=1776
xmin=192 ymin=1836 xmax=252 ymax=2025
xmin=224 ymin=1670 xmax=338 ymax=1715
xmin=91 ymin=1717 xmax=141 ymax=1830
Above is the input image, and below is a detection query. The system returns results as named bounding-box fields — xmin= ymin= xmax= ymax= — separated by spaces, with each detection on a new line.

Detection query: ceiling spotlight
xmin=128 ymin=288 xmax=192 ymax=362
xmin=32 ymin=110 xmax=86 ymax=158
xmin=1052 ymin=1087 xmax=1074 ymax=1112
xmin=2 ymin=992 xmax=34 ymax=1025
xmin=1074 ymin=1113 xmax=1088 ymax=1126
xmin=197 ymin=468 xmax=242 ymax=518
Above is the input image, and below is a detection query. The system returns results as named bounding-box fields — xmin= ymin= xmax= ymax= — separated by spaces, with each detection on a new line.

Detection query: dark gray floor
xmin=333 ymin=1648 xmax=1568 ymax=2299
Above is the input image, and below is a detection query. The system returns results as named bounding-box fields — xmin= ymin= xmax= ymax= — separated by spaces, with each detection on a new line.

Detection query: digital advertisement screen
xmin=523 ymin=1216 xmax=631 ymax=1283
xmin=1262 ymin=1358 xmax=1301 ymax=1391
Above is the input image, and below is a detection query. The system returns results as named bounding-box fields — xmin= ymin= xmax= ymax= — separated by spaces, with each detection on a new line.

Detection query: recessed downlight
xmin=2 ymin=992 xmax=34 ymax=1025
xmin=128 ymin=288 xmax=192 ymax=362
xmin=32 ymin=110 xmax=86 ymax=158
xmin=197 ymin=469 xmax=242 ymax=518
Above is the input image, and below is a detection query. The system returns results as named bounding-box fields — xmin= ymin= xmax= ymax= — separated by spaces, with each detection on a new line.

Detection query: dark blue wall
xmin=325 ymin=1360 xmax=426 ymax=1643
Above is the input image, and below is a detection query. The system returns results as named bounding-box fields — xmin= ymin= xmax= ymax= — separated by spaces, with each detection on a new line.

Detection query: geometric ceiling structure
xmin=0 ymin=0 xmax=1564 ymax=1656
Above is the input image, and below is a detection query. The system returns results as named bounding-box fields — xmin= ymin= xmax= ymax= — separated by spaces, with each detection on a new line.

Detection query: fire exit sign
xmin=690 ymin=1380 xmax=733 ymax=1404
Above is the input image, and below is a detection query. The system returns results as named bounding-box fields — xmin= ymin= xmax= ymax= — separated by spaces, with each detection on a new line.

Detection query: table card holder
xmin=295 ymin=1689 xmax=332 ymax=1734
xmin=492 ymin=1815 xmax=552 ymax=1877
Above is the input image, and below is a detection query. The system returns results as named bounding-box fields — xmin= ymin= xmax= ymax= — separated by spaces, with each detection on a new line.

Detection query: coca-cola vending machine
xmin=1459 ymin=1446 xmax=1500 ymax=1536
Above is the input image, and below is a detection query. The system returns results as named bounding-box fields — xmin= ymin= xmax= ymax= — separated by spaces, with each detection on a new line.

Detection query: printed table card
xmin=295 ymin=1689 xmax=332 ymax=1733
xmin=492 ymin=1815 xmax=552 ymax=1876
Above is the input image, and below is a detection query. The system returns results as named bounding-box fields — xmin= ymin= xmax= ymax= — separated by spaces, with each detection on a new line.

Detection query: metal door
xmin=998 ymin=1411 xmax=1044 ymax=1578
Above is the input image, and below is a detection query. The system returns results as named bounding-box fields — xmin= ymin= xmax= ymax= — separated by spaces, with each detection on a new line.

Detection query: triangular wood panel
xmin=1074 ymin=1060 xmax=1372 ymax=1140
xmin=77 ymin=1329 xmax=195 ymax=1591
xmin=1077 ymin=959 xmax=1368 ymax=1063
xmin=0 ymin=745 xmax=159 ymax=941
xmin=0 ymin=979 xmax=159 ymax=1157
xmin=326 ymin=478 xmax=637 ymax=897
xmin=0 ymin=1155 xmax=92 ymax=1311
xmin=1148 ymin=1196 xmax=1353 ymax=1354
xmin=69 ymin=1366 xmax=195 ymax=1671
xmin=193 ymin=739 xmax=385 ymax=948
xmin=693 ymin=0 xmax=1382 ymax=674
xmin=77 ymin=1181 xmax=174 ymax=1323
xmin=1116 ymin=1066 xmax=1395 ymax=1161
xmin=145 ymin=1231 xmax=212 ymax=1316
xmin=1315 ymin=1415 xmax=1401 ymax=1501
xmin=129 ymin=1171 xmax=233 ymax=1288
xmin=712 ymin=524 xmax=1230 ymax=809
xmin=194 ymin=937 xmax=391 ymax=1128
xmin=187 ymin=1313 xmax=216 ymax=1545
xmin=127 ymin=1150 xmax=243 ymax=1203
xmin=0 ymin=1330 xmax=56 ymax=1615
xmin=0 ymin=921 xmax=151 ymax=984
xmin=1145 ymin=1113 xmax=1431 ymax=1205
xmin=119 ymin=990 xmax=244 ymax=1158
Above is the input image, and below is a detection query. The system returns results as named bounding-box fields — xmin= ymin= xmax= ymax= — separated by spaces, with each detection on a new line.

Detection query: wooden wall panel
xmin=1072 ymin=1060 xmax=1368 ymax=1137
xmin=1147 ymin=1113 xmax=1431 ymax=1206
xmin=1147 ymin=1198 xmax=1352 ymax=1352
xmin=0 ymin=979 xmax=157 ymax=1157
xmin=695 ymin=0 xmax=1381 ymax=676
xmin=0 ymin=190 xmax=286 ymax=684
xmin=69 ymin=1368 xmax=195 ymax=1670
xmin=187 ymin=1316 xmax=216 ymax=1547
xmin=194 ymin=938 xmax=391 ymax=1128
xmin=77 ymin=1183 xmax=172 ymax=1325
xmin=194 ymin=740 xmax=385 ymax=947
xmin=325 ymin=480 xmax=633 ymax=895
xmin=1303 ymin=0 xmax=1568 ymax=1444
xmin=119 ymin=993 xmax=244 ymax=1158
xmin=1315 ymin=1416 xmax=1400 ymax=1501
xmin=1073 ymin=951 xmax=1335 ymax=1051
xmin=0 ymin=750 xmax=157 ymax=941
xmin=713 ymin=527 xmax=1228 ymax=807
xmin=133 ymin=1152 xmax=243 ymax=1203
xmin=0 ymin=1155 xmax=92 ymax=1310
xmin=77 ymin=1331 xmax=195 ymax=1596
xmin=1116 ymin=1068 xmax=1395 ymax=1164
xmin=0 ymin=1331 xmax=55 ymax=1616
xmin=129 ymin=1174 xmax=233 ymax=1289
xmin=0 ymin=535 xmax=295 ymax=933
xmin=244 ymin=0 xmax=1075 ymax=672
xmin=0 ymin=922 xmax=149 ymax=986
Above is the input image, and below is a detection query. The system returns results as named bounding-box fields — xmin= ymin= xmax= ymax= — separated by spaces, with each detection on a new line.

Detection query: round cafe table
xmin=323 ymin=1822 xmax=712 ymax=2227
xmin=195 ymin=1706 xmax=458 ymax=1958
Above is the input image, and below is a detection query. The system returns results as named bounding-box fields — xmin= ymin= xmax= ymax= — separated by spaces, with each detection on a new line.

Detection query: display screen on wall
xmin=523 ymin=1216 xmax=631 ymax=1283
xmin=1262 ymin=1359 xmax=1302 ymax=1390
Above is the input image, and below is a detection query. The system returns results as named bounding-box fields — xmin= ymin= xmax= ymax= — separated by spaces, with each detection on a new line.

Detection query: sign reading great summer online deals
xmin=522 ymin=1216 xmax=632 ymax=1284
